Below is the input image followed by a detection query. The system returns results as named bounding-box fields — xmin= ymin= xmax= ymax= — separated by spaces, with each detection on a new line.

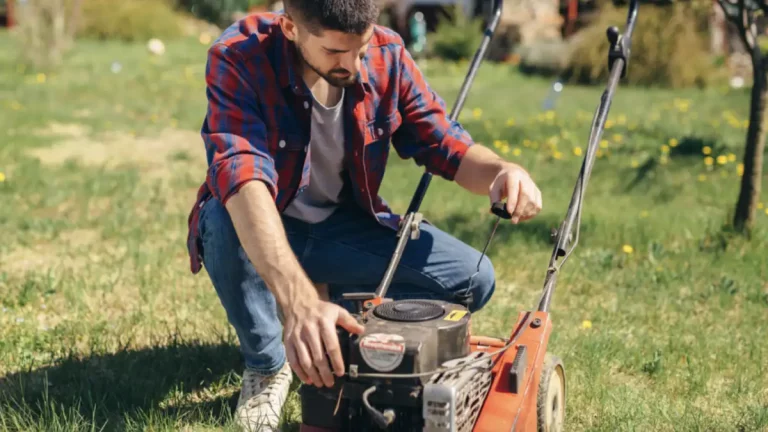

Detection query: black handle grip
xmin=491 ymin=202 xmax=512 ymax=219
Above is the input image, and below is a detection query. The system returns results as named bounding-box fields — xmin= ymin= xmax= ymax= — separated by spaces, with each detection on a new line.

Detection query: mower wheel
xmin=536 ymin=354 xmax=566 ymax=432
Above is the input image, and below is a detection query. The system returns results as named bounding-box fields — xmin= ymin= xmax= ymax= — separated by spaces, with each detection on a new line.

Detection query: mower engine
xmin=299 ymin=299 xmax=494 ymax=432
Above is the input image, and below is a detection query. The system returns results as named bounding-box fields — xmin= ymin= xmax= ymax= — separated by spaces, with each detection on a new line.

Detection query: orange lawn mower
xmin=298 ymin=0 xmax=640 ymax=430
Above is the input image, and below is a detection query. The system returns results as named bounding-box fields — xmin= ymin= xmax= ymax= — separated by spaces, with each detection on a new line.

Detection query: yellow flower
xmin=765 ymin=208 xmax=768 ymax=216
xmin=573 ymin=147 xmax=583 ymax=156
xmin=613 ymin=134 xmax=623 ymax=143
xmin=493 ymin=140 xmax=503 ymax=149
xmin=506 ymin=118 xmax=515 ymax=126
xmin=727 ymin=153 xmax=736 ymax=162
xmin=10 ymin=101 xmax=22 ymax=111
xmin=737 ymin=163 xmax=744 ymax=176
xmin=640 ymin=210 xmax=649 ymax=218
xmin=617 ymin=114 xmax=627 ymax=125
xmin=600 ymin=139 xmax=609 ymax=149
xmin=605 ymin=119 xmax=615 ymax=129
xmin=512 ymin=147 xmax=521 ymax=156
xmin=702 ymin=146 xmax=712 ymax=155
xmin=631 ymin=160 xmax=639 ymax=168
xmin=661 ymin=145 xmax=669 ymax=153
xmin=36 ymin=73 xmax=46 ymax=83
xmin=622 ymin=244 xmax=634 ymax=254
xmin=704 ymin=156 xmax=714 ymax=166
xmin=668 ymin=138 xmax=678 ymax=147
xmin=596 ymin=149 xmax=604 ymax=158
xmin=522 ymin=139 xmax=531 ymax=147
xmin=758 ymin=202 xmax=764 ymax=209
xmin=472 ymin=108 xmax=482 ymax=119
xmin=0 ymin=172 xmax=5 ymax=182
xmin=199 ymin=32 xmax=213 ymax=45
xmin=698 ymin=174 xmax=707 ymax=182
xmin=716 ymin=155 xmax=727 ymax=165
xmin=545 ymin=110 xmax=555 ymax=120
xmin=553 ymin=151 xmax=563 ymax=160
xmin=582 ymin=320 xmax=592 ymax=329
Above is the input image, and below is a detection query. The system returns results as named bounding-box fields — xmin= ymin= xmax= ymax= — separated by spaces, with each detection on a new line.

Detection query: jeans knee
xmin=470 ymin=255 xmax=496 ymax=312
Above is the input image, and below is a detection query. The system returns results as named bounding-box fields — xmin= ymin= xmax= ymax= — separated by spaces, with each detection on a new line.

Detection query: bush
xmin=11 ymin=0 xmax=82 ymax=69
xmin=427 ymin=6 xmax=485 ymax=62
xmin=78 ymin=0 xmax=185 ymax=42
xmin=175 ymin=0 xmax=266 ymax=27
xmin=559 ymin=2 xmax=718 ymax=88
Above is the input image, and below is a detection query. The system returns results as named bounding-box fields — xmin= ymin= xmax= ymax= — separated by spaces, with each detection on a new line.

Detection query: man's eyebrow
xmin=322 ymin=32 xmax=374 ymax=52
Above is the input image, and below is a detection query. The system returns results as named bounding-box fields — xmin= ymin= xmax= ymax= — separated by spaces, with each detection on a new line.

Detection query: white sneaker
xmin=235 ymin=362 xmax=293 ymax=431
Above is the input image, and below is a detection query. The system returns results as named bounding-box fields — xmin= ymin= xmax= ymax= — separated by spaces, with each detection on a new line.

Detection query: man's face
xmin=280 ymin=15 xmax=374 ymax=88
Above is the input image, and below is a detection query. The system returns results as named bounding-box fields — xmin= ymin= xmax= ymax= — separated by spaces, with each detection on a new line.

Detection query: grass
xmin=0 ymin=30 xmax=767 ymax=432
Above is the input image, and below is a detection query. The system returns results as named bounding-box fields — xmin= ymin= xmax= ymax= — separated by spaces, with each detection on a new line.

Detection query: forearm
xmin=224 ymin=180 xmax=318 ymax=309
xmin=454 ymin=144 xmax=511 ymax=196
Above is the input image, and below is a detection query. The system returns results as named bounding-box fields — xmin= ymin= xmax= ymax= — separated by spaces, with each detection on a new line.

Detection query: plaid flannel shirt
xmin=186 ymin=12 xmax=476 ymax=274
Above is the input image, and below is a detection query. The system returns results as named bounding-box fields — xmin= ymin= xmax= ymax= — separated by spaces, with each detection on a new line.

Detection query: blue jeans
xmin=198 ymin=197 xmax=496 ymax=376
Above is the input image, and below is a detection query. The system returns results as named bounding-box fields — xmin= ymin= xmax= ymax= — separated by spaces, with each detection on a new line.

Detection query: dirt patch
xmin=1 ymin=228 xmax=102 ymax=276
xmin=28 ymin=122 xmax=206 ymax=179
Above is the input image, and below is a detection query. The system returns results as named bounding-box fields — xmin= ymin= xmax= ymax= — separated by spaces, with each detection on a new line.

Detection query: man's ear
xmin=279 ymin=13 xmax=298 ymax=41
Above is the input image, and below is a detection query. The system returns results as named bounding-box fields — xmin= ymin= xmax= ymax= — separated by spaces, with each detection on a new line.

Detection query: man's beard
xmin=296 ymin=43 xmax=357 ymax=88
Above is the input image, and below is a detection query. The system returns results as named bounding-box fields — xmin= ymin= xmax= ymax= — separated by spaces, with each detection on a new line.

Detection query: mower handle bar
xmin=537 ymin=0 xmax=639 ymax=313
xmin=366 ymin=0 xmax=505 ymax=301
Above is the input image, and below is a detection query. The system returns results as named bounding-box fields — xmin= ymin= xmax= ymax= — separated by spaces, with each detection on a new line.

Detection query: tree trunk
xmin=733 ymin=52 xmax=767 ymax=234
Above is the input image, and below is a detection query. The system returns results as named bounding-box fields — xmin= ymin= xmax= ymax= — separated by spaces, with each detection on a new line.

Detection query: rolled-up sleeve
xmin=203 ymin=42 xmax=278 ymax=205
xmin=392 ymin=42 xmax=474 ymax=181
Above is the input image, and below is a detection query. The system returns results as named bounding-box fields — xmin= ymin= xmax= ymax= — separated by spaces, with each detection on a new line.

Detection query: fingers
xmin=294 ymin=336 xmax=323 ymax=387
xmin=303 ymin=325 xmax=335 ymax=387
xmin=510 ymin=178 xmax=529 ymax=224
xmin=336 ymin=308 xmax=365 ymax=335
xmin=321 ymin=321 xmax=345 ymax=377
xmin=285 ymin=339 xmax=311 ymax=385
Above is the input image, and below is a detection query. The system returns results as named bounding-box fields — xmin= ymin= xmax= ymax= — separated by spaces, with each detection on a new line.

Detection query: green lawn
xmin=1 ymin=31 xmax=767 ymax=431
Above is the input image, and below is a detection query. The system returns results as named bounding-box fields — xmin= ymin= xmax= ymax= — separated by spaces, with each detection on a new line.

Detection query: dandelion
xmin=582 ymin=320 xmax=592 ymax=329
xmin=622 ymin=244 xmax=634 ymax=254
xmin=698 ymin=174 xmax=707 ymax=182
xmin=573 ymin=147 xmax=583 ymax=156
xmin=545 ymin=110 xmax=555 ymax=120
xmin=512 ymin=148 xmax=521 ymax=156
xmin=493 ymin=140 xmax=503 ymax=149
xmin=613 ymin=134 xmax=623 ymax=143
xmin=727 ymin=153 xmax=736 ymax=162
xmin=596 ymin=149 xmax=604 ymax=158
xmin=605 ymin=119 xmax=615 ymax=129
xmin=36 ymin=73 xmax=46 ymax=83
xmin=472 ymin=108 xmax=482 ymax=119
xmin=669 ymin=138 xmax=679 ymax=147
xmin=631 ymin=160 xmax=639 ymax=168
xmin=600 ymin=139 xmax=609 ymax=149
xmin=758 ymin=202 xmax=764 ymax=209
xmin=506 ymin=118 xmax=515 ymax=126
xmin=765 ymin=208 xmax=768 ymax=216
xmin=704 ymin=156 xmax=714 ymax=166
xmin=661 ymin=144 xmax=670 ymax=153
xmin=640 ymin=210 xmax=649 ymax=218
xmin=737 ymin=163 xmax=744 ymax=176
xmin=716 ymin=155 xmax=727 ymax=165
xmin=553 ymin=151 xmax=563 ymax=160
xmin=702 ymin=146 xmax=712 ymax=155
xmin=0 ymin=172 xmax=5 ymax=182
xmin=10 ymin=101 xmax=21 ymax=111
xmin=617 ymin=114 xmax=627 ymax=125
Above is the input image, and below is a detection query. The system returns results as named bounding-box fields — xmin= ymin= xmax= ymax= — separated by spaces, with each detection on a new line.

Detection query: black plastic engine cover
xmin=299 ymin=299 xmax=472 ymax=431
xmin=350 ymin=300 xmax=471 ymax=377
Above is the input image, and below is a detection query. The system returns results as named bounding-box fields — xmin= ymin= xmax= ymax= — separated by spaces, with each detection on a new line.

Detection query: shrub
xmin=175 ymin=0 xmax=266 ymax=27
xmin=78 ymin=0 xmax=185 ymax=42
xmin=11 ymin=0 xmax=82 ymax=69
xmin=559 ymin=1 xmax=718 ymax=88
xmin=427 ymin=6 xmax=485 ymax=62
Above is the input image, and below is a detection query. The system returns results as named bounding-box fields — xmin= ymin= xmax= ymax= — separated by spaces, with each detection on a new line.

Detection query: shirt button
xmin=304 ymin=101 xmax=310 ymax=109
xmin=279 ymin=140 xmax=286 ymax=148
xmin=377 ymin=128 xmax=384 ymax=136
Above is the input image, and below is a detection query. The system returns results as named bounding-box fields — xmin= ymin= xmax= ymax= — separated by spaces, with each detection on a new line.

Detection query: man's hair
xmin=283 ymin=0 xmax=379 ymax=35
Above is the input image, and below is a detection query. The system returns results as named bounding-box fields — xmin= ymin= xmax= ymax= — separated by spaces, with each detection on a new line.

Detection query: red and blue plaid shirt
xmin=186 ymin=12 xmax=476 ymax=274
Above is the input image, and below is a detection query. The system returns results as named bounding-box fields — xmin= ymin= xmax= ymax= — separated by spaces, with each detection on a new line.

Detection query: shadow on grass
xmin=0 ymin=335 xmax=303 ymax=431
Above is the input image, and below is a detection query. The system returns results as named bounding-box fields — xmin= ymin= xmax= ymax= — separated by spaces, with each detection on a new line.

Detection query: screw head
xmin=531 ymin=318 xmax=542 ymax=328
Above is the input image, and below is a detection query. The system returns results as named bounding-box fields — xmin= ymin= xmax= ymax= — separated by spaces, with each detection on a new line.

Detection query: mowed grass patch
xmin=1 ymin=31 xmax=767 ymax=431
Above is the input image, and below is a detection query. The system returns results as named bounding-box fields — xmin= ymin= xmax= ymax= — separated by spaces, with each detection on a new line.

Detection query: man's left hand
xmin=488 ymin=163 xmax=542 ymax=224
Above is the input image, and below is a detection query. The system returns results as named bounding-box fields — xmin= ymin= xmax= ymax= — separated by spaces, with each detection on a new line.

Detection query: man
xmin=186 ymin=0 xmax=542 ymax=430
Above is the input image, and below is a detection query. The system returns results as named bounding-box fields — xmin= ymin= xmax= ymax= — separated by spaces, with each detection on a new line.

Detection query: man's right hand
xmin=283 ymin=297 xmax=365 ymax=388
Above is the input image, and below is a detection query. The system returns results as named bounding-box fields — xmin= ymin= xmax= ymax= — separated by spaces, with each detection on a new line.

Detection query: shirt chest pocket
xmin=362 ymin=110 xmax=402 ymax=177
xmin=274 ymin=132 xmax=310 ymax=192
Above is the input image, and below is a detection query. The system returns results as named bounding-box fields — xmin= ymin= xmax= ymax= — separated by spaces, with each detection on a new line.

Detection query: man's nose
xmin=340 ymin=53 xmax=360 ymax=73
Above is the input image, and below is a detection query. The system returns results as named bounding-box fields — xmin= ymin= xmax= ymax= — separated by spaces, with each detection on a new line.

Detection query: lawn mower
xmin=298 ymin=0 xmax=640 ymax=430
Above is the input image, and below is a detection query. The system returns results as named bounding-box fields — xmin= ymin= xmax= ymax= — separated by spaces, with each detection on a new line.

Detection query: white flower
xmin=147 ymin=38 xmax=166 ymax=56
